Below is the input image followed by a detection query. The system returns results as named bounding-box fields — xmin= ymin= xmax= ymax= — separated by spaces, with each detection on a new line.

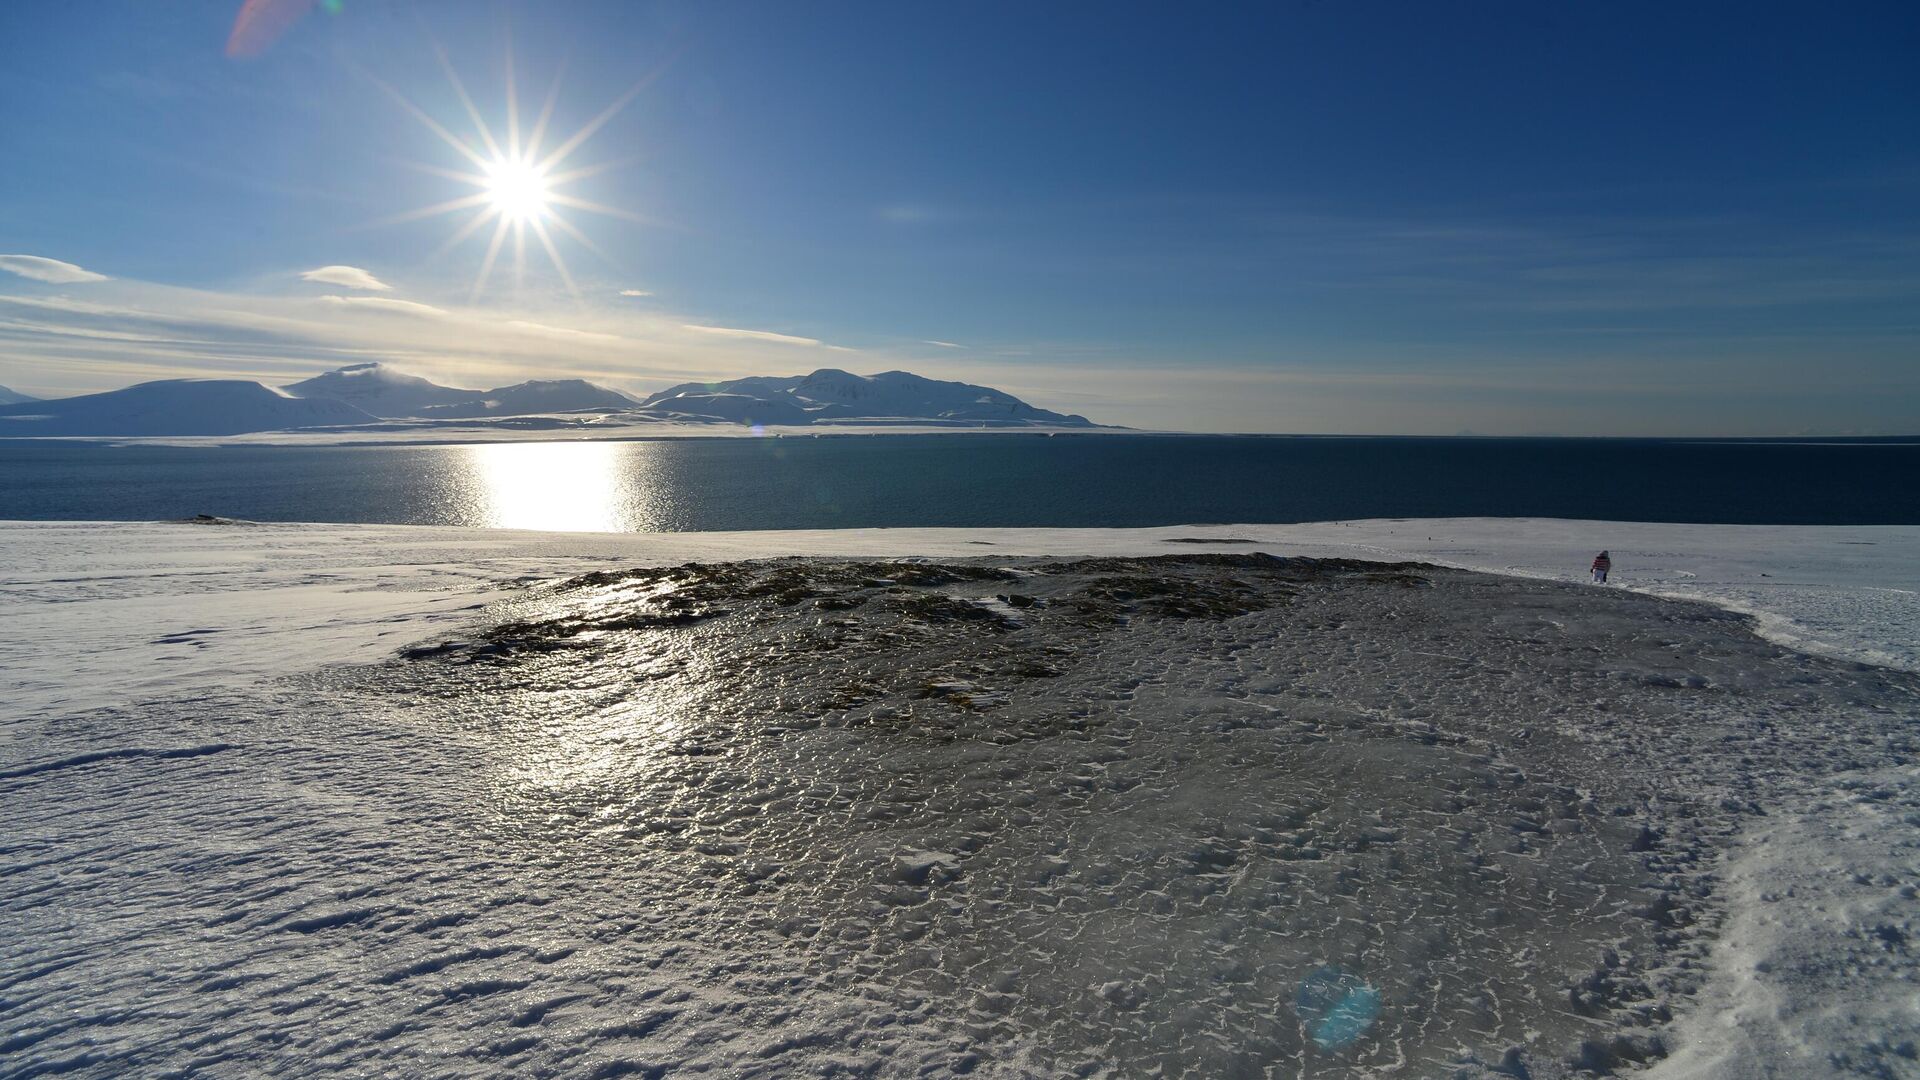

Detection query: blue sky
xmin=1 ymin=1 xmax=1916 ymax=433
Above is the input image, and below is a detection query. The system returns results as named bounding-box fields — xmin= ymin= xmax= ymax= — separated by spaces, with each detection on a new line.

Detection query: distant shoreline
xmin=1 ymin=428 xmax=1915 ymax=450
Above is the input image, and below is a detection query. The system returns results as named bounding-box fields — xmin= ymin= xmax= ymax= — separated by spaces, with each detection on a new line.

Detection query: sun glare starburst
xmin=371 ymin=47 xmax=666 ymax=301
xmin=483 ymin=157 xmax=550 ymax=222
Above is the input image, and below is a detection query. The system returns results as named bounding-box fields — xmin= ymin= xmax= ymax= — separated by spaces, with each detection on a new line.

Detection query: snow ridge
xmin=0 ymin=742 xmax=236 ymax=780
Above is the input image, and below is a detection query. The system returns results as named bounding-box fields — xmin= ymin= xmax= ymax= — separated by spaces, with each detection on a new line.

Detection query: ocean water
xmin=0 ymin=435 xmax=1914 ymax=530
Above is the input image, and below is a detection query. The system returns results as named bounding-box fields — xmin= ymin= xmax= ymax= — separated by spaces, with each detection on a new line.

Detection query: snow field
xmin=3 ymin=520 xmax=1918 ymax=1077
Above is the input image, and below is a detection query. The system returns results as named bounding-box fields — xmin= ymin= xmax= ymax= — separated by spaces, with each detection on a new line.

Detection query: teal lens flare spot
xmin=1295 ymin=966 xmax=1381 ymax=1050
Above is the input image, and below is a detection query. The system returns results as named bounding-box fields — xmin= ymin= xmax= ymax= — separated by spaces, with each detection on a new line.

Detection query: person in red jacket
xmin=1591 ymin=550 xmax=1612 ymax=584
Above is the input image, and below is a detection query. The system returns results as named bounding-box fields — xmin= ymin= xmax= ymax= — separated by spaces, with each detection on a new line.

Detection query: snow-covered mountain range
xmin=281 ymin=363 xmax=636 ymax=418
xmin=0 ymin=364 xmax=1103 ymax=437
xmin=636 ymin=369 xmax=1095 ymax=427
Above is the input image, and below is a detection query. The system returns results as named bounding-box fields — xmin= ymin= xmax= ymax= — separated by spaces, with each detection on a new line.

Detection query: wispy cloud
xmin=301 ymin=265 xmax=392 ymax=291
xmin=922 ymin=339 xmax=964 ymax=349
xmin=0 ymin=294 xmax=319 ymax=340
xmin=0 ymin=255 xmax=110 ymax=284
xmin=318 ymin=295 xmax=445 ymax=317
xmin=619 ymin=289 xmax=653 ymax=297
xmin=507 ymin=320 xmax=624 ymax=342
xmin=680 ymin=324 xmax=822 ymax=347
xmin=0 ymin=275 xmax=868 ymax=406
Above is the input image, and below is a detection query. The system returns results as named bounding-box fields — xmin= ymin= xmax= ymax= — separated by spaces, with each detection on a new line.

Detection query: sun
xmin=484 ymin=156 xmax=549 ymax=222
xmin=370 ymin=47 xmax=665 ymax=301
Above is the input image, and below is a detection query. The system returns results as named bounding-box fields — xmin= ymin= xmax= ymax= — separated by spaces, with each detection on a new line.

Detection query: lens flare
xmin=1295 ymin=966 xmax=1382 ymax=1051
xmin=225 ymin=0 xmax=314 ymax=58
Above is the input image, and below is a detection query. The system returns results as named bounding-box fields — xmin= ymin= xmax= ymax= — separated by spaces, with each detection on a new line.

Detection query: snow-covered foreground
xmin=2 ymin=519 xmax=1917 ymax=1078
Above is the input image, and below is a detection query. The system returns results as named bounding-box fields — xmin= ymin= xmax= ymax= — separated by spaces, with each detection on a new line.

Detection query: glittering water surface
xmin=2 ymin=434 xmax=1917 ymax=528
xmin=457 ymin=441 xmax=669 ymax=531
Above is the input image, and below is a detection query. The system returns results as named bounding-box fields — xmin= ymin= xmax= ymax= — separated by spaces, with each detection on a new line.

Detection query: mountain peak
xmin=284 ymin=364 xmax=481 ymax=417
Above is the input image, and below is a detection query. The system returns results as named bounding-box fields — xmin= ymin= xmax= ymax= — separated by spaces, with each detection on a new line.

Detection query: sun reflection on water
xmin=456 ymin=441 xmax=663 ymax=532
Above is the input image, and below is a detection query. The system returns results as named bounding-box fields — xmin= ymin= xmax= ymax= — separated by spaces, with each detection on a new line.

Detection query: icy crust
xmin=7 ymin=555 xmax=1918 ymax=1077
